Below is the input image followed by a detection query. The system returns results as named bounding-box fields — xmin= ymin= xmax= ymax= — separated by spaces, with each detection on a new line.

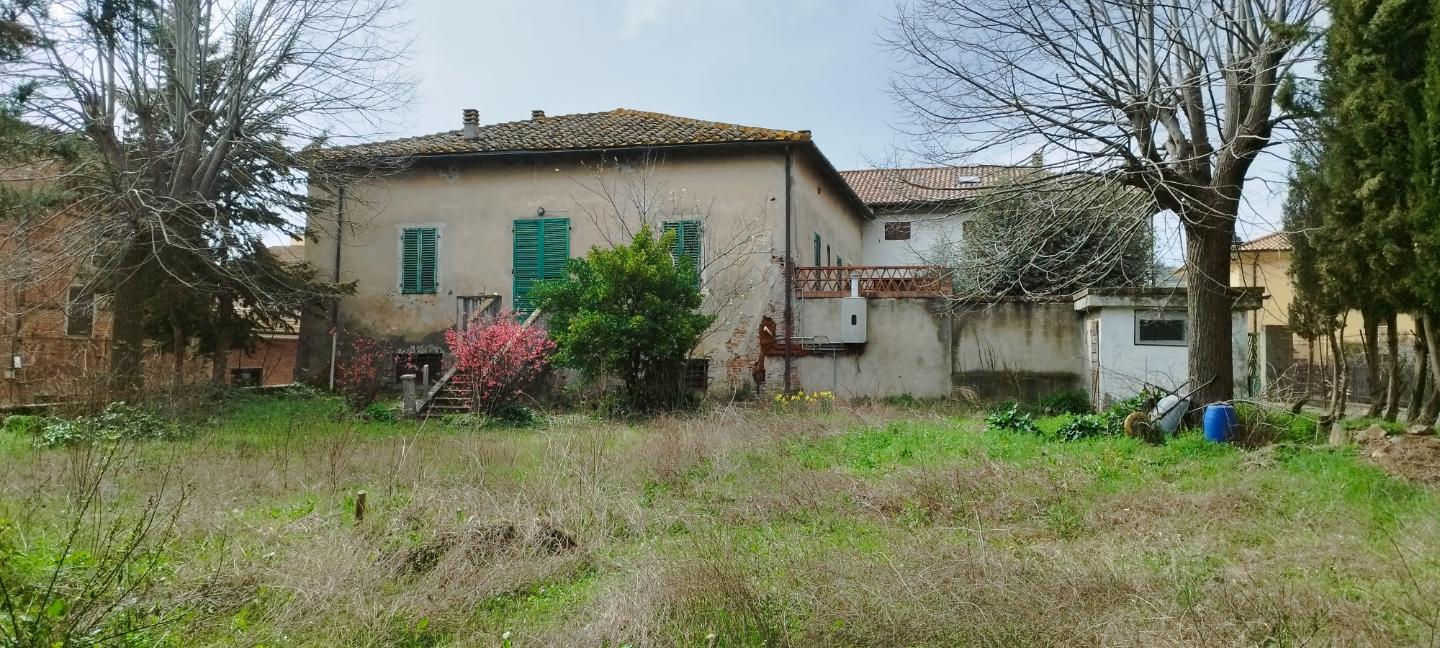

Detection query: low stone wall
xmin=951 ymin=300 xmax=1082 ymax=399
xmin=791 ymin=297 xmax=1082 ymax=400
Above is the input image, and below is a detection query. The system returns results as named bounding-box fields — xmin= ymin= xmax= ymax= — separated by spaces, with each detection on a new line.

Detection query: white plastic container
xmin=1151 ymin=394 xmax=1189 ymax=434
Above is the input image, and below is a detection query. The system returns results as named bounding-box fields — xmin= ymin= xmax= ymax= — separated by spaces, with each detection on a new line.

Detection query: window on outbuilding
xmin=1135 ymin=311 xmax=1187 ymax=346
xmin=884 ymin=221 xmax=911 ymax=241
xmin=65 ymin=286 xmax=94 ymax=337
xmin=399 ymin=227 xmax=439 ymax=294
xmin=512 ymin=218 xmax=570 ymax=313
xmin=663 ymin=220 xmax=702 ymax=288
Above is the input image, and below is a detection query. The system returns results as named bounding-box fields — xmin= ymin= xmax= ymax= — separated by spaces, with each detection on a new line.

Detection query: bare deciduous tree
xmin=888 ymin=0 xmax=1321 ymax=405
xmin=917 ymin=176 xmax=1157 ymax=297
xmin=561 ymin=152 xmax=771 ymax=342
xmin=2 ymin=0 xmax=412 ymax=389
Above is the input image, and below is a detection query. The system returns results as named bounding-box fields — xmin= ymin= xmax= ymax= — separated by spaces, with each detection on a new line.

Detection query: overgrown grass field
xmin=3 ymin=393 xmax=1440 ymax=646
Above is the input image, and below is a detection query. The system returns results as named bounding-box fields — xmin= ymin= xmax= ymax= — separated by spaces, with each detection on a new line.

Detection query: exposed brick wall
xmin=226 ymin=336 xmax=298 ymax=386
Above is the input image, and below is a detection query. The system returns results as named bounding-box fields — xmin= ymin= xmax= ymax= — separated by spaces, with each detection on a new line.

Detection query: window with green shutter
xmin=663 ymin=220 xmax=702 ymax=288
xmin=812 ymin=233 xmax=821 ymax=266
xmin=513 ymin=218 xmax=570 ymax=312
xmin=399 ymin=227 xmax=438 ymax=294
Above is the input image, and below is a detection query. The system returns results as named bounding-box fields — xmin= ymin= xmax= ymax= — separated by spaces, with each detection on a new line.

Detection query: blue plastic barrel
xmin=1203 ymin=403 xmax=1237 ymax=443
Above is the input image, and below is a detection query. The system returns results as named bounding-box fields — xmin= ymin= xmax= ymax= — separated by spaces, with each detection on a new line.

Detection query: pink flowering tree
xmin=444 ymin=311 xmax=556 ymax=415
xmin=333 ymin=328 xmax=392 ymax=408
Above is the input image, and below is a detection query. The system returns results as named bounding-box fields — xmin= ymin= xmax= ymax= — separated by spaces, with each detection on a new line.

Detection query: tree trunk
xmin=1324 ymin=326 xmax=1347 ymax=417
xmin=1383 ymin=313 xmax=1402 ymax=421
xmin=108 ymin=247 xmax=149 ymax=397
xmin=1408 ymin=320 xmax=1429 ymax=424
xmin=171 ymin=318 xmax=186 ymax=390
xmin=1361 ymin=312 xmax=1382 ymax=418
xmin=1326 ymin=325 xmax=1350 ymax=445
xmin=1184 ymin=221 xmax=1235 ymax=410
xmin=211 ymin=295 xmax=234 ymax=385
xmin=1420 ymin=314 xmax=1440 ymax=428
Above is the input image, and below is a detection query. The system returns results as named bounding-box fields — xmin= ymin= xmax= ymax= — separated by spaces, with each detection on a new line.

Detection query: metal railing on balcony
xmin=793 ymin=265 xmax=953 ymax=298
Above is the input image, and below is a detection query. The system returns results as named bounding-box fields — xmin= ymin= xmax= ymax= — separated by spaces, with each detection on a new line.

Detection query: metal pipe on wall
xmin=783 ymin=148 xmax=794 ymax=394
xmin=328 ymin=185 xmax=346 ymax=390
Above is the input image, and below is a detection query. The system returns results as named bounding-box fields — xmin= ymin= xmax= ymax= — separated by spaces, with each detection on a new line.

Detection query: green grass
xmin=4 ymin=393 xmax=1440 ymax=645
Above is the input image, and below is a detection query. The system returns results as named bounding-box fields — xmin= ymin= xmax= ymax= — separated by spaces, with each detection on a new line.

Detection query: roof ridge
xmin=611 ymin=108 xmax=809 ymax=140
xmin=839 ymin=164 xmax=1026 ymax=174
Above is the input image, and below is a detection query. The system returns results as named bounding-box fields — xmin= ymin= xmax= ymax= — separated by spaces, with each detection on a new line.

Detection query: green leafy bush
xmin=363 ymin=402 xmax=397 ymax=423
xmin=2 ymin=414 xmax=44 ymax=436
xmin=532 ymin=226 xmax=714 ymax=412
xmin=1037 ymin=389 xmax=1092 ymax=415
xmin=985 ymin=404 xmax=1040 ymax=434
xmin=38 ymin=402 xmax=186 ymax=447
xmin=1057 ymin=414 xmax=1110 ymax=441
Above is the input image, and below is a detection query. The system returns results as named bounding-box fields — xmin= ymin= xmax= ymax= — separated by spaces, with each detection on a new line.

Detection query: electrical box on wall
xmin=840 ymin=297 xmax=867 ymax=343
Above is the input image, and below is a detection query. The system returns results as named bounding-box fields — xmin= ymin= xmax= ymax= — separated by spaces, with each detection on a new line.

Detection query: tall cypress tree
xmin=1316 ymin=0 xmax=1430 ymax=419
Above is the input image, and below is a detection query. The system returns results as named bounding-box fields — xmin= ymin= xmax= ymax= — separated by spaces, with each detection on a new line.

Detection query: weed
xmin=1037 ymin=388 xmax=1092 ymax=415
xmin=985 ymin=404 xmax=1040 ymax=434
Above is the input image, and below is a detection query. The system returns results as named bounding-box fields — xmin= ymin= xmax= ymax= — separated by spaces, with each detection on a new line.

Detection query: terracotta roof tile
xmin=1239 ymin=232 xmax=1291 ymax=252
xmin=317 ymin=108 xmax=811 ymax=160
xmin=839 ymin=165 xmax=1036 ymax=206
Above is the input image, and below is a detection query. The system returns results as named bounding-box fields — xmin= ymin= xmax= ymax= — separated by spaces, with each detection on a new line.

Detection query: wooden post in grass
xmin=354 ymin=491 xmax=367 ymax=523
xmin=401 ymin=374 xmax=417 ymax=417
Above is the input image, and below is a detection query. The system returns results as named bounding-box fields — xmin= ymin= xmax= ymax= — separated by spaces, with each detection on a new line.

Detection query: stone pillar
xmin=401 ymin=374 xmax=417 ymax=417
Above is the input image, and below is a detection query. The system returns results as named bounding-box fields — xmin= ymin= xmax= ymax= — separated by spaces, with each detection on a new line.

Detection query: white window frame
xmin=1134 ymin=310 xmax=1188 ymax=346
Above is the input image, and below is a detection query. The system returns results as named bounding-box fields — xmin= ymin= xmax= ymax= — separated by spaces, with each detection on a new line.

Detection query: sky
xmin=393 ymin=0 xmax=1295 ymax=265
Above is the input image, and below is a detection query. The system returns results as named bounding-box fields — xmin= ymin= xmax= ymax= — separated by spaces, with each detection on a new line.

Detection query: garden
xmin=4 ymin=386 xmax=1440 ymax=646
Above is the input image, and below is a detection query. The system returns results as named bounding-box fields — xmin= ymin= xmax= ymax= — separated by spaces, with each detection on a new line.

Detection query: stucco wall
xmin=788 ymin=154 xmax=865 ymax=267
xmin=951 ymin=300 xmax=1082 ymax=399
xmin=1083 ymin=307 xmax=1251 ymax=405
xmin=861 ymin=209 xmax=974 ymax=266
xmin=792 ymin=298 xmax=951 ymax=398
xmin=303 ymin=146 xmax=867 ymax=392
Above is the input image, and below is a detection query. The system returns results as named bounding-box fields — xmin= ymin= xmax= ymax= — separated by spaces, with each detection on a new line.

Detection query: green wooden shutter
xmin=400 ymin=227 xmax=438 ymax=294
xmin=663 ymin=220 xmax=702 ymax=288
xmin=813 ymin=233 xmax=821 ymax=266
xmin=513 ymin=218 xmax=569 ymax=313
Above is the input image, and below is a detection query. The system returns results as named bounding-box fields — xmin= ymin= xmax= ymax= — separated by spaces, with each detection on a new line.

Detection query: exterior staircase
xmin=424 ymin=372 xmax=472 ymax=415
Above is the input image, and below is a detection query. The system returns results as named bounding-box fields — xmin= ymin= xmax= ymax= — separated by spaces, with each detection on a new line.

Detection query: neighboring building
xmin=223 ymin=244 xmax=304 ymax=388
xmin=299 ymin=108 xmax=870 ymax=392
xmin=841 ymin=165 xmax=1032 ymax=266
xmin=1231 ymin=231 xmax=1418 ymax=397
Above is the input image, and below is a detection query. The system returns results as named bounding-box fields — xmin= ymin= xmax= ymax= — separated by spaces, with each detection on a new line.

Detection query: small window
xmin=1135 ymin=311 xmax=1187 ymax=346
xmin=400 ymin=227 xmax=439 ymax=294
xmin=961 ymin=220 xmax=976 ymax=238
xmin=65 ymin=287 xmax=94 ymax=337
xmin=458 ymin=295 xmax=501 ymax=330
xmin=884 ymin=221 xmax=911 ymax=241
xmin=230 ymin=367 xmax=263 ymax=387
xmin=813 ymin=233 xmax=821 ymax=266
xmin=826 ymin=244 xmax=832 ymax=266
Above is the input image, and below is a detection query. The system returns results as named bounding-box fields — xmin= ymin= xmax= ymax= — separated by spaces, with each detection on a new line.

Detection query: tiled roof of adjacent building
xmin=839 ymin=165 xmax=1037 ymax=206
xmin=315 ymin=108 xmax=813 ymax=160
xmin=1238 ymin=231 xmax=1292 ymax=252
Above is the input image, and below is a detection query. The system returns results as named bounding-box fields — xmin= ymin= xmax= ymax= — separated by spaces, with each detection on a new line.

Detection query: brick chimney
xmin=462 ymin=109 xmax=479 ymax=139
xmin=531 ymin=109 xmax=546 ymax=121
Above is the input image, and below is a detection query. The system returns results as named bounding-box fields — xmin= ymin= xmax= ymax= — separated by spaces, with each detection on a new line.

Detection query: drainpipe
xmin=783 ymin=147 xmax=794 ymax=393
xmin=328 ymin=184 xmax=345 ymax=390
